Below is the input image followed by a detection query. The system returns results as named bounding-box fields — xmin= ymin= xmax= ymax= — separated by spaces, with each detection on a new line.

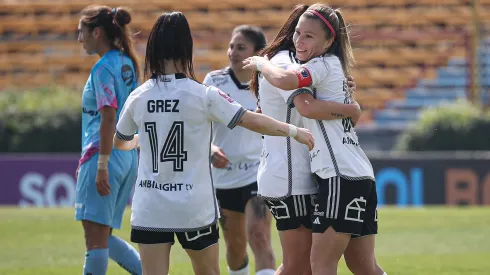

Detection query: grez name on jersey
xmin=147 ymin=99 xmax=179 ymax=113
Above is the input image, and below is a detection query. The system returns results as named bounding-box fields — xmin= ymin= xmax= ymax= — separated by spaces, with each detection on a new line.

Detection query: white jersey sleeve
xmin=202 ymin=72 xmax=214 ymax=86
xmin=115 ymin=95 xmax=137 ymax=140
xmin=205 ymin=86 xmax=247 ymax=129
xmin=300 ymin=57 xmax=332 ymax=87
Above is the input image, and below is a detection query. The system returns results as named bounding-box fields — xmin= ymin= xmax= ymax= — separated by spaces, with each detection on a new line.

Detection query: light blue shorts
xmin=75 ymin=149 xmax=138 ymax=229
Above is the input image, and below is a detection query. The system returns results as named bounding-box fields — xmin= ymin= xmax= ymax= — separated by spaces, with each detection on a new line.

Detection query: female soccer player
xmin=113 ymin=11 xmax=314 ymax=275
xmin=74 ymin=5 xmax=142 ymax=275
xmin=203 ymin=25 xmax=275 ymax=275
xmin=244 ymin=4 xmax=360 ymax=275
xmin=244 ymin=3 xmax=386 ymax=275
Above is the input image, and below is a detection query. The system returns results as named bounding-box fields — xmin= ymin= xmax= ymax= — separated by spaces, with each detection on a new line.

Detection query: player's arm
xmin=207 ymin=87 xmax=315 ymax=150
xmin=236 ymin=111 xmax=314 ymax=150
xmin=93 ymin=65 xmax=119 ymax=169
xmin=113 ymin=134 xmax=139 ymax=151
xmin=289 ymin=89 xmax=361 ymax=122
xmin=350 ymin=100 xmax=361 ymax=126
xmin=113 ymin=96 xmax=139 ymax=151
xmin=99 ymin=107 xmax=117 ymax=163
xmin=243 ymin=56 xmax=301 ymax=90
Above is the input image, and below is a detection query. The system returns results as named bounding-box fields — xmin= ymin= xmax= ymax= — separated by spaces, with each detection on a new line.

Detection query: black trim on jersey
xmin=116 ymin=130 xmax=134 ymax=141
xmin=227 ymin=67 xmax=250 ymax=90
xmin=289 ymin=50 xmax=300 ymax=64
xmin=131 ymin=221 xmax=218 ymax=233
xmin=150 ymin=73 xmax=187 ymax=80
xmin=311 ymin=89 xmax=375 ymax=181
xmin=227 ymin=107 xmax=247 ymax=129
xmin=287 ymin=88 xmax=314 ymax=108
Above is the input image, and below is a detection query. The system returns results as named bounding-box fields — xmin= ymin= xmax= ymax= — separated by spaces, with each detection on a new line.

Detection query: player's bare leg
xmin=186 ymin=243 xmax=220 ymax=275
xmin=275 ymin=226 xmax=312 ymax=275
xmin=220 ymin=208 xmax=249 ymax=273
xmin=344 ymin=235 xmax=384 ymax=275
xmin=82 ymin=220 xmax=111 ymax=251
xmin=138 ymin=243 xmax=171 ymax=275
xmin=81 ymin=220 xmax=111 ymax=274
xmin=310 ymin=227 xmax=350 ymax=275
xmin=245 ymin=197 xmax=276 ymax=274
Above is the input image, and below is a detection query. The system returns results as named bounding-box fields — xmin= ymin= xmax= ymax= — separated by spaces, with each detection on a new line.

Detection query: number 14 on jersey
xmin=144 ymin=121 xmax=188 ymax=173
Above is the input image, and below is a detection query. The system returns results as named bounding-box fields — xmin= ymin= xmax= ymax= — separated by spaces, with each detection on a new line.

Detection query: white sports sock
xmin=229 ymin=264 xmax=249 ymax=275
xmin=383 ymin=273 xmax=387 ymax=275
xmin=256 ymin=269 xmax=276 ymax=275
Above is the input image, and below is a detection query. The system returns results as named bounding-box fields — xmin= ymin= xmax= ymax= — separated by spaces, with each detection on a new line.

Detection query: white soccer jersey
xmin=257 ymin=50 xmax=317 ymax=199
xmin=116 ymin=73 xmax=246 ymax=231
xmin=203 ymin=67 xmax=262 ymax=189
xmin=292 ymin=55 xmax=375 ymax=181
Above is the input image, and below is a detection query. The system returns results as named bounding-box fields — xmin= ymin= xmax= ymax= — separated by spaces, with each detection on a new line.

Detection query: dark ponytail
xmin=81 ymin=5 xmax=141 ymax=82
xmin=332 ymin=9 xmax=354 ymax=76
xmin=250 ymin=4 xmax=309 ymax=98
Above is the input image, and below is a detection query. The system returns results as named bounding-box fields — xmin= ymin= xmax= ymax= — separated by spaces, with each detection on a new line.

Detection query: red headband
xmin=308 ymin=10 xmax=336 ymax=39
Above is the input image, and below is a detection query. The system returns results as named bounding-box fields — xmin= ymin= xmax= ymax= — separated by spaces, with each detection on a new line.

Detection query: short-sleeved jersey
xmin=80 ymin=50 xmax=138 ymax=164
xmin=257 ymin=50 xmax=317 ymax=199
xmin=203 ymin=67 xmax=261 ymax=189
xmin=291 ymin=55 xmax=374 ymax=181
xmin=116 ymin=73 xmax=246 ymax=231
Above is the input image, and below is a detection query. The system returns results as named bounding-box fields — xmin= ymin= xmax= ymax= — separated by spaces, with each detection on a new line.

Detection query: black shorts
xmin=264 ymin=194 xmax=315 ymax=231
xmin=312 ymin=175 xmax=378 ymax=238
xmin=216 ymin=182 xmax=258 ymax=213
xmin=130 ymin=223 xmax=219 ymax=251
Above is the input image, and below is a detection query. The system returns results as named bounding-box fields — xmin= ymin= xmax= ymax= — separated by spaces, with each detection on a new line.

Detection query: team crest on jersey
xmin=299 ymin=67 xmax=310 ymax=80
xmin=121 ymin=64 xmax=134 ymax=87
xmin=218 ymin=90 xmax=234 ymax=103
xmin=211 ymin=74 xmax=229 ymax=86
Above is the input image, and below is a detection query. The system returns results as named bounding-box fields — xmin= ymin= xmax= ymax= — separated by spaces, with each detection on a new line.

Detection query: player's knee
xmin=225 ymin=236 xmax=247 ymax=258
xmin=280 ymin=250 xmax=309 ymax=274
xmin=82 ymin=222 xmax=110 ymax=250
xmin=84 ymin=232 xmax=109 ymax=250
xmin=281 ymin=260 xmax=309 ymax=275
xmin=247 ymin=224 xmax=270 ymax=251
xmin=311 ymin=259 xmax=337 ymax=275
xmin=310 ymin=252 xmax=340 ymax=273
xmin=345 ymin=256 xmax=378 ymax=275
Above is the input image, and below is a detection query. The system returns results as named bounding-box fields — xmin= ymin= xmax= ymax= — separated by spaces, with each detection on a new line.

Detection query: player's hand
xmin=347 ymin=75 xmax=356 ymax=93
xmin=242 ymin=56 xmax=268 ymax=71
xmin=350 ymin=101 xmax=361 ymax=126
xmin=348 ymin=102 xmax=361 ymax=125
xmin=211 ymin=145 xmax=229 ymax=169
xmin=294 ymin=128 xmax=315 ymax=151
xmin=96 ymin=169 xmax=111 ymax=196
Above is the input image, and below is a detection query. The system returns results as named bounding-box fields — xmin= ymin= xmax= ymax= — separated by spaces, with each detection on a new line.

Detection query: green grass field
xmin=0 ymin=207 xmax=489 ymax=274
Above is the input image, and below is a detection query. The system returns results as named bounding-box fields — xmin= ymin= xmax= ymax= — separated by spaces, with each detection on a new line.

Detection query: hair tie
xmin=307 ymin=10 xmax=336 ymax=39
xmin=112 ymin=8 xmax=118 ymax=24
